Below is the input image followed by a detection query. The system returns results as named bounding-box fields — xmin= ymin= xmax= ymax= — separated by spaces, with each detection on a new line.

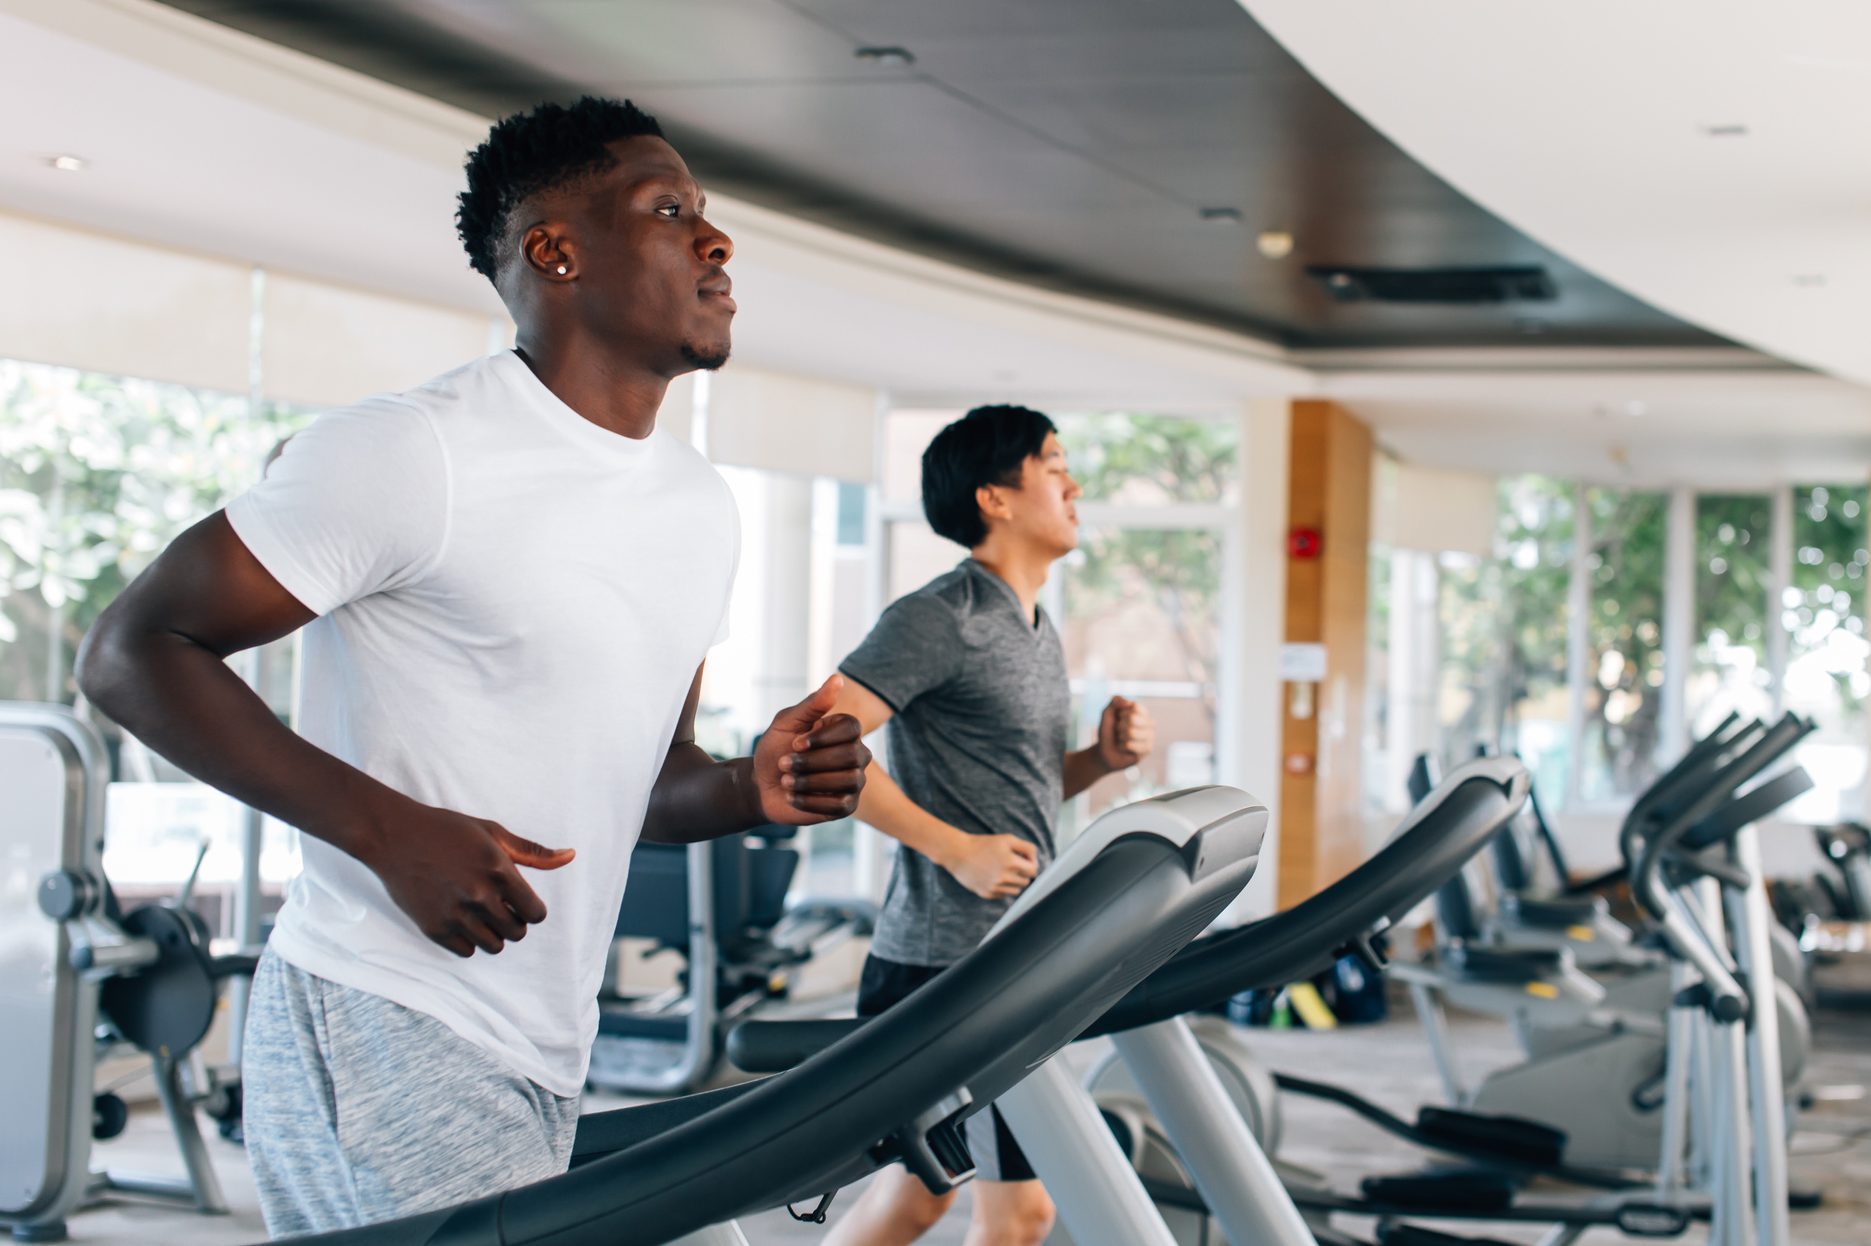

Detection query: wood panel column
xmin=1277 ymin=400 xmax=1373 ymax=909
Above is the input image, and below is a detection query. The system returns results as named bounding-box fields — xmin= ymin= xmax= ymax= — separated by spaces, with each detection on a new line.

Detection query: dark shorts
xmin=857 ymin=953 xmax=1037 ymax=1183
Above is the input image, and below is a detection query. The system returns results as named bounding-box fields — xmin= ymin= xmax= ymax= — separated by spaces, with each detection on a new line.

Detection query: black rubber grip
xmin=1416 ymin=1106 xmax=1567 ymax=1168
xmin=726 ymin=1017 xmax=863 ymax=1072
xmin=1360 ymin=1170 xmax=1518 ymax=1213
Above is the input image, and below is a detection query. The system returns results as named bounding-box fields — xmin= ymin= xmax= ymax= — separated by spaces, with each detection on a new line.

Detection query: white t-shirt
xmin=226 ymin=349 xmax=738 ymax=1096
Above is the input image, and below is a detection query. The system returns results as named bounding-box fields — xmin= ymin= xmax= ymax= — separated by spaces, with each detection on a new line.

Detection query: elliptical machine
xmin=3 ymin=702 xmax=255 ymax=1243
xmin=1402 ymin=718 xmax=1815 ymax=1174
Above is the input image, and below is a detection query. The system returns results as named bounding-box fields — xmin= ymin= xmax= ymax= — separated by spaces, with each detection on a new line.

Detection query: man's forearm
xmin=640 ymin=744 xmax=764 ymax=843
xmin=1061 ymin=745 xmax=1115 ymax=801
xmin=852 ymin=761 xmax=964 ymax=868
xmin=79 ymin=628 xmax=404 ymax=862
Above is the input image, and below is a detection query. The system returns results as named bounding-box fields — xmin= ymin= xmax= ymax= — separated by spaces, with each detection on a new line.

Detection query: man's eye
xmin=657 ymin=203 xmax=681 ymax=218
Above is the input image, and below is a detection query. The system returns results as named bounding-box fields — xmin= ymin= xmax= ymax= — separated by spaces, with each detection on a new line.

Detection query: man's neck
xmin=969 ymin=544 xmax=1053 ymax=626
xmin=512 ymin=334 xmax=669 ymax=441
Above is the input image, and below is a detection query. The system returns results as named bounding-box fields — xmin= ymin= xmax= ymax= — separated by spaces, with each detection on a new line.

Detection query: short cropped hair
xmin=921 ymin=405 xmax=1058 ymax=549
xmin=456 ymin=96 xmax=664 ymax=282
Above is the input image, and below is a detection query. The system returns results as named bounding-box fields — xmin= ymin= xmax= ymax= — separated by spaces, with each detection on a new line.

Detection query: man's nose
xmin=696 ymin=217 xmax=733 ymax=265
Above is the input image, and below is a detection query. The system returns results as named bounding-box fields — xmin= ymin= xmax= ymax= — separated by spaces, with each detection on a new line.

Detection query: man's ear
xmin=976 ymin=482 xmax=1013 ymax=525
xmin=520 ymin=222 xmax=578 ymax=281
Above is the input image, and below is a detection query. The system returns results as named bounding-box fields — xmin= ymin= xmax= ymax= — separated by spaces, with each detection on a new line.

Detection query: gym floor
xmin=71 ymin=964 xmax=1871 ymax=1245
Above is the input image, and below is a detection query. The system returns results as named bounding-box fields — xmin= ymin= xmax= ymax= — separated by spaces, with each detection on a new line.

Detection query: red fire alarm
xmin=1288 ymin=526 xmax=1323 ymax=560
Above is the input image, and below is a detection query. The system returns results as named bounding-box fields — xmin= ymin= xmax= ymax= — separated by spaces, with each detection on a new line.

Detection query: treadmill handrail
xmin=275 ymin=787 xmax=1266 ymax=1246
xmin=731 ymin=759 xmax=1526 ymax=1072
xmin=1082 ymin=757 xmax=1528 ymax=1038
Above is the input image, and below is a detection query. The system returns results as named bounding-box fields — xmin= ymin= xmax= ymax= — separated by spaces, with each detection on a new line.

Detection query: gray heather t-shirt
xmin=840 ymin=558 xmax=1070 ymax=966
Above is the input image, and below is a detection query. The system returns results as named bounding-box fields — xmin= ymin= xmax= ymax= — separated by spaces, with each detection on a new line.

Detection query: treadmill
xmin=242 ymin=784 xmax=1269 ymax=1246
xmin=735 ymin=757 xmax=1546 ymax=1245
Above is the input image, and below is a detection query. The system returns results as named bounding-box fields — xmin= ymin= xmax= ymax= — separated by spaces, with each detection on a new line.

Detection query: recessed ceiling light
xmin=854 ymin=45 xmax=914 ymax=66
xmin=1256 ymin=229 xmax=1294 ymax=260
xmin=47 ymin=154 xmax=87 ymax=172
xmin=1198 ymin=206 xmax=1242 ymax=224
xmin=1700 ymin=124 xmax=1749 ymax=138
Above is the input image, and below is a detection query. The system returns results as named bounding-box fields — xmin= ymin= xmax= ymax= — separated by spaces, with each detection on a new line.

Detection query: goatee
xmin=680 ymin=342 xmax=730 ymax=371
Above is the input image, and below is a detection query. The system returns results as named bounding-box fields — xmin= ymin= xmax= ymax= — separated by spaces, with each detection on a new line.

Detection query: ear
xmin=976 ymin=482 xmax=1013 ymax=526
xmin=520 ymin=222 xmax=577 ymax=281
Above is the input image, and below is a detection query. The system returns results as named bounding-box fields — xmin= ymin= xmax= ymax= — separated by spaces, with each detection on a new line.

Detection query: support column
xmin=1384 ymin=548 xmax=1441 ymax=814
xmin=1275 ymin=400 xmax=1371 ymax=908
xmin=757 ymin=477 xmax=816 ymax=722
xmin=1227 ymin=399 xmax=1290 ymax=920
xmin=1768 ymin=487 xmax=1793 ymax=715
xmin=1564 ymin=482 xmax=1592 ymax=808
xmin=853 ymin=394 xmax=894 ymax=903
xmin=1660 ymin=487 xmax=1695 ymax=762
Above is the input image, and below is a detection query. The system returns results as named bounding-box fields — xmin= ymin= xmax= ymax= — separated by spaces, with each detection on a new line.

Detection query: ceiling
xmin=6 ymin=0 xmax=1868 ymax=487
xmin=1244 ymin=0 xmax=1871 ymax=386
xmin=149 ymin=0 xmax=1731 ymax=352
xmin=1317 ymin=355 xmax=1871 ymax=488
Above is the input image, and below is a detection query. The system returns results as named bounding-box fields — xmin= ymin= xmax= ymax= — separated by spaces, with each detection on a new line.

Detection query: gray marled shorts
xmin=241 ymin=949 xmax=580 ymax=1239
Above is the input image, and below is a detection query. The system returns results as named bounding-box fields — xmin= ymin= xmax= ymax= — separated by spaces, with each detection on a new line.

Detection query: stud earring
xmin=556 ymin=264 xmax=569 ymax=275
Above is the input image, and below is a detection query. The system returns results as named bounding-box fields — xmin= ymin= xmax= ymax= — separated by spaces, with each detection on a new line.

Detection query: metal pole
xmin=1564 ymin=482 xmax=1592 ymax=807
xmin=1767 ymin=488 xmax=1793 ymax=715
xmin=1728 ymin=824 xmax=1791 ymax=1245
xmin=1111 ymin=1018 xmax=1315 ymax=1246
xmin=1654 ymin=962 xmax=1693 ymax=1200
xmin=1661 ymin=487 xmax=1696 ymax=762
xmin=998 ymin=1056 xmax=1180 ymax=1246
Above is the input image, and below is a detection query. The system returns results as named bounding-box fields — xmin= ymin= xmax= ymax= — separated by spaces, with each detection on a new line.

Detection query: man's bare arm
xmin=1062 ymin=695 xmax=1154 ymax=800
xmin=642 ymin=666 xmax=868 ymax=844
xmin=820 ymin=679 xmax=1037 ymax=900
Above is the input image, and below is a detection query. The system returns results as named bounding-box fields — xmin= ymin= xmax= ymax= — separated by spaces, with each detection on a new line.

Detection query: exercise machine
xmin=2 ymin=702 xmax=255 ymax=1243
xmin=589 ymin=826 xmax=874 ymax=1094
xmin=737 ymin=758 xmax=1602 ymax=1245
xmin=1404 ymin=717 xmax=1815 ymax=1173
xmin=249 ymin=783 xmax=1270 ymax=1245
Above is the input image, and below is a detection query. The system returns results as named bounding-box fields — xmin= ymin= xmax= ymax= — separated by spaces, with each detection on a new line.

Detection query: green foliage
xmin=1439 ymin=476 xmax=1575 ymax=765
xmin=1059 ymin=413 xmax=1237 ymax=506
xmin=1584 ymin=489 xmax=1668 ymax=798
xmin=1787 ymin=485 xmax=1869 ymax=719
xmin=1438 ymin=478 xmax=1867 ymax=803
xmin=0 ymin=360 xmax=309 ymax=701
xmin=1057 ymin=414 xmax=1235 ymax=722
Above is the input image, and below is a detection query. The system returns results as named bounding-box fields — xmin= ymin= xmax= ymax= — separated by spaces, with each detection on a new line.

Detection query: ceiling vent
xmin=1307 ymin=265 xmax=1557 ymax=304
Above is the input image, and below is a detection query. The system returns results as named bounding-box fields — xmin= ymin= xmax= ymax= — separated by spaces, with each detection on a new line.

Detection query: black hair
xmin=456 ymin=96 xmax=664 ymax=283
xmin=921 ymin=404 xmax=1058 ymax=548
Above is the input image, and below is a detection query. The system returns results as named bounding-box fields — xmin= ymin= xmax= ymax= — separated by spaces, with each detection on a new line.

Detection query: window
xmin=1437 ymin=477 xmax=1573 ymax=795
xmin=0 ymin=360 xmax=308 ymax=705
xmin=1 ymin=358 xmax=311 ymax=916
xmin=1688 ymin=494 xmax=1775 ymax=732
xmin=694 ymin=465 xmax=875 ymax=898
xmin=1580 ymin=488 xmax=1668 ymax=803
xmin=1784 ymin=484 xmax=1869 ymax=820
xmin=1059 ymin=525 xmax=1224 ymax=824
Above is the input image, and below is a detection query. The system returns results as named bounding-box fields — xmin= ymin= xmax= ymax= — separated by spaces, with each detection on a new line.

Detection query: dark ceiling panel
xmin=155 ymin=0 xmax=1730 ymax=350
